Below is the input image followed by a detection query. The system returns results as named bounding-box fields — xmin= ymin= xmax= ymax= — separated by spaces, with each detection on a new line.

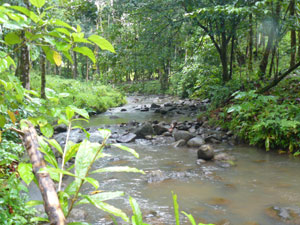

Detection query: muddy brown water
xmin=29 ymin=96 xmax=300 ymax=225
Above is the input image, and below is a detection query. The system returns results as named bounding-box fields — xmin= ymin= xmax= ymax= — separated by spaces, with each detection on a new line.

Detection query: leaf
xmin=0 ymin=131 xmax=2 ymax=143
xmin=98 ymin=129 xmax=111 ymax=139
xmin=64 ymin=142 xmax=80 ymax=164
xmin=29 ymin=0 xmax=46 ymax=8
xmin=68 ymin=105 xmax=89 ymax=119
xmin=0 ymin=115 xmax=6 ymax=128
xmin=129 ymin=197 xmax=143 ymax=225
xmin=30 ymin=217 xmax=49 ymax=222
xmin=75 ymin=140 xmax=101 ymax=184
xmin=51 ymin=19 xmax=75 ymax=31
xmin=10 ymin=6 xmax=39 ymax=23
xmin=18 ymin=163 xmax=34 ymax=185
xmin=172 ymin=192 xmax=180 ymax=225
xmin=26 ymin=200 xmax=43 ymax=207
xmin=53 ymin=51 xmax=62 ymax=66
xmin=75 ymin=191 xmax=124 ymax=205
xmin=47 ymin=139 xmax=63 ymax=155
xmin=111 ymin=144 xmax=139 ymax=158
xmin=73 ymin=46 xmax=96 ymax=63
xmin=40 ymin=123 xmax=54 ymax=138
xmin=62 ymin=51 xmax=73 ymax=64
xmin=85 ymin=196 xmax=129 ymax=222
xmin=181 ymin=211 xmax=196 ymax=225
xmin=85 ymin=177 xmax=99 ymax=189
xmin=7 ymin=110 xmax=16 ymax=124
xmin=91 ymin=166 xmax=145 ymax=174
xmin=88 ymin=35 xmax=116 ymax=53
xmin=38 ymin=137 xmax=58 ymax=168
xmin=5 ymin=32 xmax=22 ymax=45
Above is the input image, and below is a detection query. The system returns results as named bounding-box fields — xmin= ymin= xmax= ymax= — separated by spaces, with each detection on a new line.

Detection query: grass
xmin=30 ymin=73 xmax=127 ymax=113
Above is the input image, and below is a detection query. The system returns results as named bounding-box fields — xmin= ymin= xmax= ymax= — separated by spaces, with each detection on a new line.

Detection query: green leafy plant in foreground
xmin=18 ymin=106 xmax=144 ymax=224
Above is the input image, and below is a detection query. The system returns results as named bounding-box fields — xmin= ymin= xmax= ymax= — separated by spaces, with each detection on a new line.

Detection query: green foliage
xmin=223 ymin=91 xmax=300 ymax=153
xmin=0 ymin=174 xmax=37 ymax=225
xmin=117 ymin=80 xmax=164 ymax=95
xmin=30 ymin=74 xmax=126 ymax=113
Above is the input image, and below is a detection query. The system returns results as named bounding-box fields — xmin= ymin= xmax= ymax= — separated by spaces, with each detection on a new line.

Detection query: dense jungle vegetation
xmin=0 ymin=0 xmax=300 ymax=224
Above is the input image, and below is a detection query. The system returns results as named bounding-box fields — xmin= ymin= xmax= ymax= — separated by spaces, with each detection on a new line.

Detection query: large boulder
xmin=150 ymin=103 xmax=160 ymax=109
xmin=153 ymin=124 xmax=168 ymax=135
xmin=134 ymin=123 xmax=154 ymax=138
xmin=187 ymin=136 xmax=205 ymax=148
xmin=173 ymin=130 xmax=195 ymax=142
xmin=117 ymin=133 xmax=137 ymax=143
xmin=54 ymin=124 xmax=67 ymax=134
xmin=197 ymin=144 xmax=214 ymax=160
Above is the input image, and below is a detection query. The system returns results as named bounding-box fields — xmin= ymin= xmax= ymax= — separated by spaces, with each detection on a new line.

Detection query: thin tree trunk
xmin=86 ymin=56 xmax=89 ymax=82
xmin=290 ymin=0 xmax=296 ymax=67
xmin=248 ymin=13 xmax=253 ymax=72
xmin=230 ymin=35 xmax=235 ymax=79
xmin=72 ymin=51 xmax=78 ymax=79
xmin=41 ymin=53 xmax=46 ymax=99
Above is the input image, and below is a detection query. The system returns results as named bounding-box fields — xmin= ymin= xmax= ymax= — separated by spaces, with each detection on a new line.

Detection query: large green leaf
xmin=40 ymin=123 xmax=54 ymax=138
xmin=91 ymin=166 xmax=145 ymax=174
xmin=10 ymin=6 xmax=39 ymax=23
xmin=75 ymin=140 xmax=101 ymax=183
xmin=73 ymin=47 xmax=96 ymax=63
xmin=4 ymin=32 xmax=22 ymax=45
xmin=85 ymin=177 xmax=99 ymax=189
xmin=0 ymin=51 xmax=16 ymax=73
xmin=29 ymin=0 xmax=46 ymax=9
xmin=85 ymin=196 xmax=129 ymax=222
xmin=129 ymin=197 xmax=143 ymax=225
xmin=26 ymin=200 xmax=43 ymax=207
xmin=51 ymin=19 xmax=75 ymax=31
xmin=68 ymin=105 xmax=89 ymax=119
xmin=18 ymin=163 xmax=34 ymax=185
xmin=88 ymin=35 xmax=115 ymax=53
xmin=38 ymin=137 xmax=58 ymax=168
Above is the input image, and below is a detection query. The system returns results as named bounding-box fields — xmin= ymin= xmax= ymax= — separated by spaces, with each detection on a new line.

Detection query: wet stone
xmin=187 ymin=136 xmax=205 ymax=148
xmin=117 ymin=133 xmax=136 ymax=143
xmin=265 ymin=206 xmax=300 ymax=224
xmin=173 ymin=130 xmax=195 ymax=142
xmin=173 ymin=139 xmax=186 ymax=148
xmin=197 ymin=144 xmax=214 ymax=160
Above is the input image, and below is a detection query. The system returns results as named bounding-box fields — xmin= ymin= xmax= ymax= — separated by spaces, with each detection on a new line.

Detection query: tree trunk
xmin=290 ymin=0 xmax=296 ymax=67
xmin=248 ymin=13 xmax=253 ymax=72
xmin=17 ymin=31 xmax=30 ymax=89
xmin=298 ymin=31 xmax=300 ymax=61
xmin=21 ymin=122 xmax=65 ymax=225
xmin=40 ymin=53 xmax=46 ymax=99
xmin=86 ymin=56 xmax=89 ymax=82
xmin=229 ymin=35 xmax=235 ymax=79
xmin=72 ymin=51 xmax=78 ymax=79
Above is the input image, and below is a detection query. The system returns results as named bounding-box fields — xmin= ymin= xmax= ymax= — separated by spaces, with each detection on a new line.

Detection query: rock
xmin=147 ymin=170 xmax=168 ymax=183
xmin=67 ymin=208 xmax=87 ymax=223
xmin=265 ymin=206 xmax=300 ymax=224
xmin=153 ymin=124 xmax=169 ymax=135
xmin=134 ymin=123 xmax=154 ymax=138
xmin=140 ymin=107 xmax=149 ymax=112
xmin=117 ymin=133 xmax=136 ymax=143
xmin=176 ymin=123 xmax=190 ymax=131
xmin=145 ymin=135 xmax=153 ymax=140
xmin=202 ymin=98 xmax=210 ymax=103
xmin=197 ymin=144 xmax=214 ymax=160
xmin=214 ymin=153 xmax=236 ymax=161
xmin=164 ymin=102 xmax=173 ymax=107
xmin=187 ymin=136 xmax=205 ymax=148
xmin=196 ymin=159 xmax=206 ymax=165
xmin=173 ymin=130 xmax=195 ymax=142
xmin=54 ymin=124 xmax=67 ymax=133
xmin=160 ymin=109 xmax=168 ymax=115
xmin=150 ymin=103 xmax=160 ymax=109
xmin=162 ymin=132 xmax=172 ymax=137
xmin=120 ymin=108 xmax=127 ymax=112
xmin=205 ymin=135 xmax=222 ymax=144
xmin=173 ymin=139 xmax=186 ymax=147
xmin=109 ymin=115 xmax=120 ymax=119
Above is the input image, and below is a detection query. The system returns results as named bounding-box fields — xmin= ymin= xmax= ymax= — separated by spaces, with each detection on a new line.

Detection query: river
xmin=30 ymin=95 xmax=300 ymax=225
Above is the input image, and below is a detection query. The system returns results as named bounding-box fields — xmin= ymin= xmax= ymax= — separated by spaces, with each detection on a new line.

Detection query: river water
xmin=30 ymin=96 xmax=300 ymax=225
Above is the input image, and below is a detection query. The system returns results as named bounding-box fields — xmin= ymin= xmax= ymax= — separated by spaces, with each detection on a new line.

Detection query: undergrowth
xmin=30 ymin=73 xmax=127 ymax=113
